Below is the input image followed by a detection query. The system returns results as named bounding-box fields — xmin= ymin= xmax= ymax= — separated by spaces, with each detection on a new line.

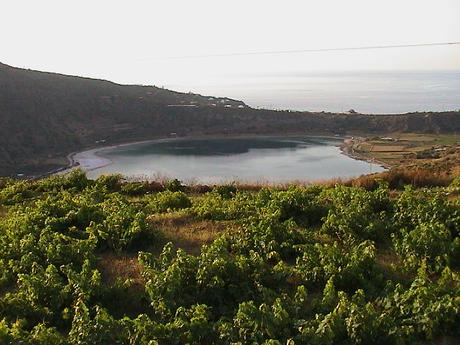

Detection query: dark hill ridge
xmin=0 ymin=62 xmax=459 ymax=176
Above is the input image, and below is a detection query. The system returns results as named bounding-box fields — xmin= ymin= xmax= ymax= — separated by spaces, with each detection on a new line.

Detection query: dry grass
xmin=234 ymin=178 xmax=346 ymax=191
xmin=98 ymin=252 xmax=144 ymax=289
xmin=430 ymin=336 xmax=460 ymax=345
xmin=361 ymin=143 xmax=407 ymax=152
xmin=147 ymin=212 xmax=240 ymax=255
xmin=349 ymin=133 xmax=460 ymax=168
xmin=376 ymin=249 xmax=412 ymax=283
xmin=345 ymin=167 xmax=454 ymax=190
xmin=121 ymin=166 xmax=455 ymax=196
xmin=452 ymin=165 xmax=460 ymax=177
xmin=96 ymin=252 xmax=151 ymax=318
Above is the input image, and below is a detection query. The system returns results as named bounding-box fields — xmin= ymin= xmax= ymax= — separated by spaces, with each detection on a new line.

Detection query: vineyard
xmin=0 ymin=170 xmax=459 ymax=344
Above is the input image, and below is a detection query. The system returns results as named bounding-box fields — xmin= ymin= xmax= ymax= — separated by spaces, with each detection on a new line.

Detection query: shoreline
xmin=64 ymin=137 xmax=191 ymax=174
xmin=339 ymin=137 xmax=392 ymax=170
xmin=61 ymin=133 xmax=388 ymax=179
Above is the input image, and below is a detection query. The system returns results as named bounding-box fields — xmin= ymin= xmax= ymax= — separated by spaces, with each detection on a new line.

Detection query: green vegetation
xmin=0 ymin=170 xmax=459 ymax=344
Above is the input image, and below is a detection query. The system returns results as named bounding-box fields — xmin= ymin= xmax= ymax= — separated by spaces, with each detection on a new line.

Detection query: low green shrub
xmin=148 ymin=190 xmax=192 ymax=213
xmin=164 ymin=178 xmax=184 ymax=192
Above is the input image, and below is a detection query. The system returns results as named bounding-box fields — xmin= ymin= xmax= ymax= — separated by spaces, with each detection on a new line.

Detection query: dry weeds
xmin=147 ymin=212 xmax=240 ymax=255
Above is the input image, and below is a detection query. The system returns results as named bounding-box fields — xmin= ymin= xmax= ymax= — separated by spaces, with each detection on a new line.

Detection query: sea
xmin=171 ymin=70 xmax=460 ymax=114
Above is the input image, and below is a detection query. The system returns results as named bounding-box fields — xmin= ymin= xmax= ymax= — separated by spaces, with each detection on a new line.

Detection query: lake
xmin=78 ymin=136 xmax=385 ymax=183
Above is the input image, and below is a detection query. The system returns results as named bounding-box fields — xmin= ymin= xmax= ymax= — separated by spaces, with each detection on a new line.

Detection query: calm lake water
xmin=84 ymin=137 xmax=385 ymax=183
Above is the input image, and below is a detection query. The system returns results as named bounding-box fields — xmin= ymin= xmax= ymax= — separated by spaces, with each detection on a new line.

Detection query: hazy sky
xmin=2 ymin=0 xmax=459 ymax=88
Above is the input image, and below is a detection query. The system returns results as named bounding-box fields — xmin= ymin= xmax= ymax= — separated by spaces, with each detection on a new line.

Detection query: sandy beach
xmin=70 ymin=149 xmax=113 ymax=171
xmin=67 ymin=137 xmax=183 ymax=173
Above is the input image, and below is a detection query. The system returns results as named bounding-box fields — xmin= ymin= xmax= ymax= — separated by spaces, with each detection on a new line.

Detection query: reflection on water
xmin=87 ymin=136 xmax=386 ymax=183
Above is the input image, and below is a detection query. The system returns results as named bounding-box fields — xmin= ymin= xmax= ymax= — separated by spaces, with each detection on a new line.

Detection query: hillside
xmin=0 ymin=62 xmax=247 ymax=175
xmin=0 ymin=171 xmax=459 ymax=343
xmin=0 ymin=62 xmax=459 ymax=176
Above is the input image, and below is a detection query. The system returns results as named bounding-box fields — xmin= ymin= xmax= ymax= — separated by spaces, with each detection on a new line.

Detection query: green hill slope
xmin=0 ymin=171 xmax=459 ymax=343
